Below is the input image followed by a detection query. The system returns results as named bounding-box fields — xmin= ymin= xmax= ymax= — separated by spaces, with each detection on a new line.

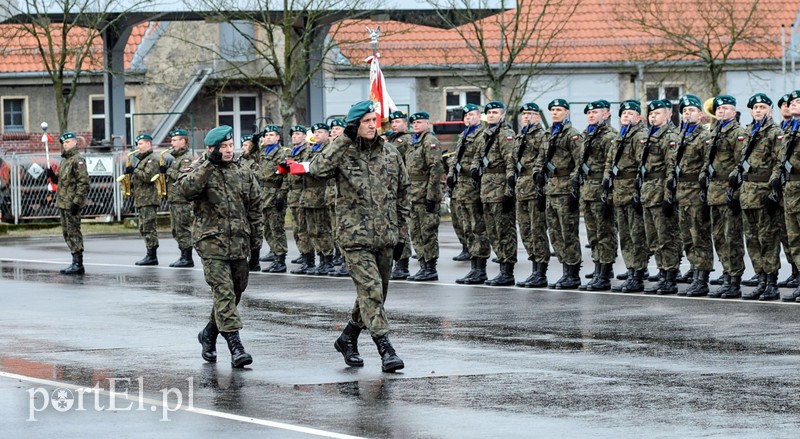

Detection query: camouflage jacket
xmin=388 ymin=131 xmax=414 ymax=159
xmin=578 ymin=123 xmax=616 ymax=201
xmin=640 ymin=124 xmax=679 ymax=208
xmin=286 ymin=144 xmax=309 ymax=207
xmin=772 ymin=120 xmax=800 ymax=214
xmin=705 ymin=119 xmax=746 ymax=206
xmin=132 ymin=150 xmax=161 ymax=208
xmin=471 ymin=122 xmax=516 ymax=202
xmin=301 ymin=140 xmax=331 ymax=209
xmin=535 ymin=121 xmax=581 ymax=196
xmin=177 ymin=159 xmax=262 ymax=259
xmin=604 ymin=122 xmax=647 ymax=206
xmin=446 ymin=123 xmax=484 ymax=204
xmin=739 ymin=118 xmax=781 ymax=210
xmin=166 ymin=147 xmax=194 ymax=204
xmin=55 ymin=148 xmax=89 ymax=210
xmin=309 ymin=135 xmax=410 ymax=250
xmin=405 ymin=131 xmax=444 ymax=203
xmin=515 ymin=123 xmax=547 ymax=201
xmin=259 ymin=144 xmax=288 ymax=208
xmin=669 ymin=124 xmax=711 ymax=206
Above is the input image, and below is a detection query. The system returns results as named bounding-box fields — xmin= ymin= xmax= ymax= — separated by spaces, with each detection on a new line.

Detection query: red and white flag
xmin=365 ymin=54 xmax=396 ymax=119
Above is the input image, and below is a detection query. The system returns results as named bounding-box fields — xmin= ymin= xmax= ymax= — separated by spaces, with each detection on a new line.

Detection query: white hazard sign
xmin=27 ymin=162 xmax=44 ymax=179
xmin=86 ymin=157 xmax=113 ymax=176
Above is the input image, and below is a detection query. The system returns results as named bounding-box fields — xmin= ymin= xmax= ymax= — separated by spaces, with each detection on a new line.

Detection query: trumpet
xmin=117 ymin=149 xmax=139 ymax=197
xmin=150 ymin=148 xmax=172 ymax=198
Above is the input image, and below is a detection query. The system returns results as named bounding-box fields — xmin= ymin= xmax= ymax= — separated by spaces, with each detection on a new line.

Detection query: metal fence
xmin=0 ymin=151 xmax=169 ymax=224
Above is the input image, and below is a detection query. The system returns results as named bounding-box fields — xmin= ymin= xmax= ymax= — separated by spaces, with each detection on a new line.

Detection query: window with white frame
xmin=90 ymin=96 xmax=135 ymax=144
xmin=646 ymin=84 xmax=682 ymax=126
xmin=218 ymin=95 xmax=259 ymax=148
xmin=2 ymin=97 xmax=26 ymax=132
xmin=445 ymin=89 xmax=483 ymax=121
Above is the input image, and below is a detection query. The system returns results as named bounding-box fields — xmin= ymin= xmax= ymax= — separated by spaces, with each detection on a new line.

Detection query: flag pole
xmin=41 ymin=122 xmax=56 ymax=193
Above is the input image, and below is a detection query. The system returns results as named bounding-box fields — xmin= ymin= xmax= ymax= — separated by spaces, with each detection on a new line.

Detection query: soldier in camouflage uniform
xmin=386 ymin=111 xmax=414 ymax=280
xmin=179 ymin=125 xmax=262 ymax=368
xmin=535 ymin=99 xmax=582 ymax=289
xmin=46 ymin=132 xmax=89 ymax=275
xmin=775 ymin=94 xmax=799 ymax=290
xmin=164 ymin=129 xmax=196 ymax=268
xmin=257 ymin=125 xmax=289 ymax=273
xmin=286 ymin=125 xmax=315 ymax=273
xmin=404 ymin=112 xmax=444 ymax=281
xmin=239 ymin=133 xmax=264 ymax=271
xmin=702 ymin=96 xmax=746 ymax=298
xmin=308 ymin=101 xmax=409 ymax=373
xmin=126 ymin=133 xmax=161 ymax=265
xmin=328 ymin=119 xmax=351 ymax=277
xmin=470 ymin=101 xmax=518 ymax=286
xmin=642 ymin=100 xmax=682 ymax=295
xmin=447 ymin=104 xmax=490 ymax=284
xmin=301 ymin=123 xmax=335 ymax=275
xmin=577 ymin=100 xmax=618 ymax=291
xmin=668 ymin=95 xmax=713 ymax=296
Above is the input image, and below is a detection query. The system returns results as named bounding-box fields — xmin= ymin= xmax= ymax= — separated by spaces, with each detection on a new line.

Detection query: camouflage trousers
xmin=677 ymin=204 xmax=713 ymax=271
xmin=546 ymin=194 xmax=581 ymax=266
xmin=170 ymin=203 xmax=193 ymax=251
xmin=263 ymin=206 xmax=288 ymax=256
xmin=784 ymin=209 xmax=800 ymax=271
xmin=711 ymin=205 xmax=745 ymax=276
xmin=616 ymin=203 xmax=647 ymax=270
xmin=643 ymin=204 xmax=681 ymax=271
xmin=450 ymin=195 xmax=468 ymax=248
xmin=59 ymin=208 xmax=83 ymax=254
xmin=343 ymin=246 xmax=393 ymax=337
xmin=138 ymin=205 xmax=159 ymax=249
xmin=780 ymin=209 xmax=795 ymax=269
xmin=202 ymin=258 xmax=249 ymax=332
xmin=306 ymin=207 xmax=334 ymax=257
xmin=581 ymin=199 xmax=617 ymax=264
xmin=455 ymin=199 xmax=490 ymax=259
xmin=517 ymin=198 xmax=550 ymax=263
xmin=743 ymin=208 xmax=781 ymax=275
xmin=410 ymin=202 xmax=440 ymax=262
xmin=289 ymin=206 xmax=312 ymax=254
xmin=483 ymin=202 xmax=517 ymax=263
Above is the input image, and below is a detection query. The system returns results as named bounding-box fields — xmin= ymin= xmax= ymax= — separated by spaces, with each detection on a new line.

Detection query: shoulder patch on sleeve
xmin=571 ymin=135 xmax=580 ymax=141
xmin=431 ymin=143 xmax=438 ymax=149
xmin=183 ymin=167 xmax=192 ymax=172
xmin=669 ymin=141 xmax=677 ymax=147
xmin=182 ymin=159 xmax=191 ymax=163
xmin=737 ymin=136 xmax=745 ymax=141
xmin=778 ymin=135 xmax=785 ymax=141
xmin=640 ymin=139 xmax=646 ymax=145
xmin=506 ymin=136 xmax=514 ymax=141
xmin=78 ymin=161 xmax=85 ymax=166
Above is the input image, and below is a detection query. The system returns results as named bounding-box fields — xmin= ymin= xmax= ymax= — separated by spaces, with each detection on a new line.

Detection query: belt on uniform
xmin=586 ymin=171 xmax=604 ymax=178
xmin=615 ymin=171 xmax=637 ymax=179
xmin=264 ymin=181 xmax=283 ymax=188
xmin=552 ymin=169 xmax=571 ymax=177
xmin=520 ymin=169 xmax=534 ymax=176
xmin=680 ymin=172 xmax=700 ymax=181
xmin=644 ymin=172 xmax=666 ymax=181
xmin=743 ymin=172 xmax=770 ymax=182
xmin=304 ymin=180 xmax=326 ymax=188
xmin=484 ymin=167 xmax=505 ymax=174
xmin=410 ymin=175 xmax=428 ymax=181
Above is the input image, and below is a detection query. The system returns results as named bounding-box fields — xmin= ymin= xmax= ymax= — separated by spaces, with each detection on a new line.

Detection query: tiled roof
xmin=0 ymin=22 xmax=150 ymax=74
xmin=333 ymin=0 xmax=800 ymax=67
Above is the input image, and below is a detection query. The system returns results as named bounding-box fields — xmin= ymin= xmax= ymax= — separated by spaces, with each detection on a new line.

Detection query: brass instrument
xmin=150 ymin=148 xmax=172 ymax=198
xmin=117 ymin=149 xmax=139 ymax=197
xmin=703 ymin=97 xmax=718 ymax=121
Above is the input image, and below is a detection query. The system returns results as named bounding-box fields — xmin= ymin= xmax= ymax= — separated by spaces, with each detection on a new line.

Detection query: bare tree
xmin=614 ymin=0 xmax=773 ymax=96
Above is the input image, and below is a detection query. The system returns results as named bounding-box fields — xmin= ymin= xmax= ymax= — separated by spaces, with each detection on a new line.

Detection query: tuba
xmin=117 ymin=149 xmax=139 ymax=197
xmin=150 ymin=148 xmax=172 ymax=198
xmin=703 ymin=97 xmax=718 ymax=121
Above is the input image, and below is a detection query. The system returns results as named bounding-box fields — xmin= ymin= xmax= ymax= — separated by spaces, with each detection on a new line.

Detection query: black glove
xmin=208 ymin=146 xmax=223 ymax=165
xmin=125 ymin=166 xmax=134 ymax=174
xmin=699 ymin=175 xmax=708 ymax=191
xmin=274 ymin=198 xmax=287 ymax=211
xmin=69 ymin=203 xmax=80 ymax=216
xmin=446 ymin=175 xmax=456 ymax=189
xmin=765 ymin=195 xmax=780 ymax=216
xmin=344 ymin=124 xmax=358 ymax=141
xmin=470 ymin=168 xmax=481 ymax=182
xmin=425 ymin=199 xmax=437 ymax=213
xmin=601 ymin=177 xmax=612 ymax=191
xmin=666 ymin=177 xmax=677 ymax=192
xmin=392 ymin=242 xmax=404 ymax=261
xmin=502 ymin=195 xmax=515 ymax=213
xmin=770 ymin=178 xmax=782 ymax=192
xmin=661 ymin=200 xmax=674 ymax=217
xmin=249 ymin=247 xmax=261 ymax=271
xmin=536 ymin=195 xmax=546 ymax=212
xmin=159 ymin=164 xmax=169 ymax=174
xmin=728 ymin=170 xmax=742 ymax=190
xmin=45 ymin=167 xmax=56 ymax=179
xmin=534 ymin=172 xmax=546 ymax=187
xmin=507 ymin=175 xmax=516 ymax=189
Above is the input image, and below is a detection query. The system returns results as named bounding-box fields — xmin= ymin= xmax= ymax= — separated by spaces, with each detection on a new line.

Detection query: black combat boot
xmin=782 ymin=283 xmax=800 ymax=301
xmin=197 ymin=321 xmax=219 ymax=363
xmin=612 ymin=269 xmax=635 ymax=292
xmin=330 ymin=261 xmax=350 ymax=277
xmin=622 ymin=268 xmax=645 ymax=293
xmin=459 ymin=258 xmax=488 ymax=284
xmin=555 ymin=264 xmax=581 ymax=289
xmin=657 ymin=270 xmax=679 ymax=295
xmin=517 ymin=261 xmax=538 ymax=287
xmin=171 ymin=247 xmax=194 ymax=268
xmin=263 ymin=254 xmax=287 ymax=273
xmin=290 ymin=253 xmax=316 ymax=274
xmin=778 ymin=263 xmax=799 ymax=288
xmin=486 ymin=262 xmax=515 ymax=286
xmin=258 ymin=251 xmax=274 ymax=262
xmin=760 ymin=272 xmax=780 ymax=301
xmin=644 ymin=269 xmax=666 ymax=294
xmin=61 ymin=252 xmax=85 ymax=275
xmin=551 ymin=263 xmax=570 ymax=289
xmin=580 ymin=262 xmax=602 ymax=290
xmin=408 ymin=259 xmax=426 ymax=281
xmin=526 ymin=262 xmax=548 ymax=288
xmin=586 ymin=263 xmax=612 ymax=291
xmin=332 ymin=247 xmax=343 ymax=266
xmin=411 ymin=258 xmax=438 ymax=281
xmin=676 ymin=267 xmax=694 ymax=284
xmin=221 ymin=331 xmax=253 ymax=368
xmin=459 ymin=258 xmax=479 ymax=285
xmin=135 ymin=247 xmax=158 ymax=266
xmin=708 ymin=273 xmax=731 ymax=298
xmin=334 ymin=321 xmax=364 ymax=367
xmin=373 ymin=334 xmax=404 ymax=372
xmin=721 ymin=275 xmax=742 ymax=299
xmin=742 ymin=273 xmax=760 ymax=287
xmin=742 ymin=273 xmax=766 ymax=300
xmin=685 ymin=270 xmax=710 ymax=297
xmin=710 ymin=271 xmax=727 ymax=286
xmin=390 ymin=258 xmax=410 ymax=280
xmin=616 ymin=270 xmax=630 ymax=280
xmin=453 ymin=244 xmax=471 ymax=261
xmin=290 ymin=254 xmax=304 ymax=264
xmin=315 ymin=254 xmax=335 ymax=276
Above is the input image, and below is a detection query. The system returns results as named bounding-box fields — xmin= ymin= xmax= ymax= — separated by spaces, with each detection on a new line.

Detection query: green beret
xmin=747 ymin=93 xmax=773 ymax=108
xmin=388 ymin=111 xmax=407 ymax=121
xmin=462 ymin=103 xmax=480 ymax=113
xmin=548 ymin=99 xmax=569 ymax=110
xmin=311 ymin=123 xmax=330 ymax=132
xmin=265 ymin=124 xmax=281 ymax=134
xmin=135 ymin=133 xmax=153 ymax=143
xmin=409 ymin=112 xmax=430 ymax=122
xmin=204 ymin=125 xmax=233 ymax=147
xmin=778 ymin=94 xmax=791 ymax=107
xmin=661 ymin=99 xmax=673 ymax=109
xmin=678 ymin=95 xmax=702 ymax=112
xmin=169 ymin=129 xmax=189 ymax=137
xmin=619 ymin=99 xmax=641 ymax=116
xmin=345 ymin=100 xmax=376 ymax=123
xmin=520 ymin=102 xmax=540 ymax=113
xmin=59 ymin=132 xmax=77 ymax=143
xmin=289 ymin=125 xmax=306 ymax=135
xmin=712 ymin=95 xmax=736 ymax=112
xmin=330 ymin=119 xmax=346 ymax=128
xmin=647 ymin=100 xmax=667 ymax=112
xmin=241 ymin=134 xmax=253 ymax=144
xmin=584 ymin=100 xmax=608 ymax=114
xmin=790 ymin=90 xmax=800 ymax=103
xmin=484 ymin=101 xmax=505 ymax=113
xmin=597 ymin=99 xmax=611 ymax=109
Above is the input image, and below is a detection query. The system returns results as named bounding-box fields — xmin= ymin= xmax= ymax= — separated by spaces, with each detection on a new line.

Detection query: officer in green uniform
xmin=258 ymin=125 xmax=290 ymax=273
xmin=164 ymin=129 xmax=196 ymax=268
xmin=180 ymin=125 xmax=262 ymax=368
xmin=386 ymin=111 xmax=414 ymax=279
xmin=309 ymin=101 xmax=409 ymax=373
xmin=302 ymin=123 xmax=336 ymax=275
xmin=46 ymin=132 xmax=89 ymax=275
xmin=126 ymin=133 xmax=161 ymax=265
xmin=328 ymin=119 xmax=351 ymax=277
xmin=286 ymin=125 xmax=315 ymax=273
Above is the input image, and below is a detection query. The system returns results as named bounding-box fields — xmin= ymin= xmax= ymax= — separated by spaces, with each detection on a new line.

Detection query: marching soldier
xmin=46 ymin=132 xmax=89 ymax=275
xmin=387 ymin=111 xmax=414 ymax=280
xmin=302 ymin=123 xmax=336 ymax=275
xmin=775 ymin=94 xmax=800 ymax=290
xmin=239 ymin=133 xmax=264 ymax=271
xmin=405 ymin=112 xmax=444 ymax=281
xmin=471 ymin=101 xmax=518 ymax=286
xmin=258 ymin=126 xmax=290 ymax=273
xmin=126 ymin=133 xmax=161 ymax=265
xmin=286 ymin=125 xmax=315 ymax=274
xmin=779 ymin=94 xmax=792 ymax=130
xmin=179 ymin=125 xmax=262 ymax=368
xmin=328 ymin=118 xmax=350 ymax=277
xmin=164 ymin=129 xmax=195 ymax=268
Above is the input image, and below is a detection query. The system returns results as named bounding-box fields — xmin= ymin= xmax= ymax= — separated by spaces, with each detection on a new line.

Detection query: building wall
xmin=521 ymin=73 xmax=620 ymax=129
xmin=325 ymin=76 xmax=417 ymax=119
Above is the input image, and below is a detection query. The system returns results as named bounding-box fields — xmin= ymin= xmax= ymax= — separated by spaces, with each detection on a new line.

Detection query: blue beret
xmin=311 ymin=123 xmax=330 ymax=132
xmin=713 ymin=95 xmax=736 ymax=112
xmin=409 ymin=112 xmax=430 ymax=122
xmin=289 ymin=125 xmax=306 ymax=135
xmin=388 ymin=111 xmax=407 ymax=121
xmin=330 ymin=119 xmax=346 ymax=127
xmin=647 ymin=100 xmax=667 ymax=112
xmin=241 ymin=134 xmax=253 ymax=144
xmin=484 ymin=101 xmax=505 ymax=113
xmin=619 ymin=99 xmax=642 ymax=116
xmin=778 ymin=94 xmax=791 ymax=107
xmin=463 ymin=103 xmax=480 ymax=113
xmin=346 ymin=100 xmax=376 ymax=124
xmin=135 ymin=133 xmax=153 ymax=143
xmin=678 ymin=95 xmax=702 ymax=112
xmin=748 ymin=93 xmax=772 ymax=108
xmin=204 ymin=125 xmax=233 ymax=147
xmin=548 ymin=99 xmax=570 ymax=110
xmin=169 ymin=129 xmax=189 ymax=137
xmin=59 ymin=132 xmax=77 ymax=143
xmin=520 ymin=102 xmax=540 ymax=113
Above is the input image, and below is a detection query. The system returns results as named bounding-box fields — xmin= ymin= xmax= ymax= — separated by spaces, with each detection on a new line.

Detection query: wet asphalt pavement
xmin=1 ymin=223 xmax=800 ymax=438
